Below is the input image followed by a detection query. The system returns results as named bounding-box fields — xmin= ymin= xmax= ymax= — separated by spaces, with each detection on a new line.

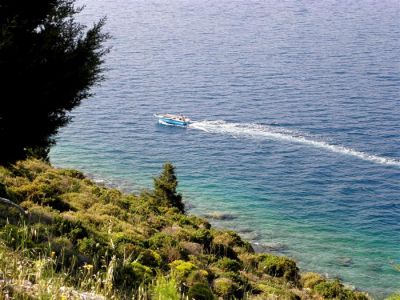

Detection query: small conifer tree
xmin=153 ymin=162 xmax=184 ymax=213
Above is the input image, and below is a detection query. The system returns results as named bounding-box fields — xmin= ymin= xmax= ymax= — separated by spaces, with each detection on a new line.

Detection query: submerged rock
xmin=336 ymin=257 xmax=353 ymax=267
xmin=236 ymin=228 xmax=254 ymax=234
xmin=252 ymin=242 xmax=289 ymax=253
xmin=183 ymin=201 xmax=196 ymax=210
xmin=202 ymin=211 xmax=237 ymax=220
xmin=237 ymin=230 xmax=262 ymax=241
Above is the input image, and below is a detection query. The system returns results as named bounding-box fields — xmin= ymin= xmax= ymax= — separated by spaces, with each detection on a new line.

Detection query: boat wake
xmin=189 ymin=120 xmax=400 ymax=167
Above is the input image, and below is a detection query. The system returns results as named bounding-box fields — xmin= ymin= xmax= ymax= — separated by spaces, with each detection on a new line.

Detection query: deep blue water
xmin=50 ymin=0 xmax=400 ymax=297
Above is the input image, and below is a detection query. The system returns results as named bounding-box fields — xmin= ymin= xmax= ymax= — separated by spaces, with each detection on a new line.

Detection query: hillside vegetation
xmin=0 ymin=159 xmax=370 ymax=299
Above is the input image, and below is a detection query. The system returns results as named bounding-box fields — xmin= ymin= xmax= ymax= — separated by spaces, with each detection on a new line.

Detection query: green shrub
xmin=8 ymin=173 xmax=73 ymax=212
xmin=137 ymin=249 xmax=162 ymax=268
xmin=238 ymin=253 xmax=258 ymax=271
xmin=257 ymin=254 xmax=299 ymax=282
xmin=58 ymin=169 xmax=85 ymax=179
xmin=257 ymin=284 xmax=300 ymax=300
xmin=186 ymin=269 xmax=209 ymax=286
xmin=152 ymin=276 xmax=181 ymax=300
xmin=214 ymin=257 xmax=242 ymax=273
xmin=11 ymin=159 xmax=50 ymax=180
xmin=386 ymin=294 xmax=400 ymax=300
xmin=52 ymin=216 xmax=88 ymax=243
xmin=212 ymin=230 xmax=253 ymax=254
xmin=43 ymin=196 xmax=73 ymax=212
xmin=190 ymin=228 xmax=213 ymax=247
xmin=213 ymin=271 xmax=247 ymax=298
xmin=314 ymin=279 xmax=369 ymax=300
xmin=114 ymin=261 xmax=153 ymax=288
xmin=300 ymin=272 xmax=325 ymax=289
xmin=188 ymin=282 xmax=214 ymax=300
xmin=314 ymin=280 xmax=346 ymax=298
xmin=147 ymin=232 xmax=176 ymax=249
xmin=77 ymin=237 xmax=100 ymax=256
xmin=169 ymin=259 xmax=197 ymax=279
xmin=99 ymin=189 xmax=123 ymax=204
xmin=213 ymin=231 xmax=243 ymax=247
xmin=169 ymin=214 xmax=212 ymax=229
xmin=217 ymin=271 xmax=247 ymax=287
xmin=211 ymin=243 xmax=238 ymax=260
xmin=175 ymin=214 xmax=196 ymax=226
xmin=212 ymin=277 xmax=237 ymax=298
xmin=117 ymin=243 xmax=141 ymax=260
xmin=113 ymin=232 xmax=141 ymax=248
xmin=51 ymin=236 xmax=73 ymax=251
xmin=131 ymin=261 xmax=153 ymax=281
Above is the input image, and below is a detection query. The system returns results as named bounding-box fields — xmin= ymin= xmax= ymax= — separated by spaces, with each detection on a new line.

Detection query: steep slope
xmin=0 ymin=159 xmax=369 ymax=299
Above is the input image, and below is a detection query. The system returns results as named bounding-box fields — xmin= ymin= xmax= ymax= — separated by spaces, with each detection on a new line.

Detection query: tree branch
xmin=0 ymin=197 xmax=27 ymax=217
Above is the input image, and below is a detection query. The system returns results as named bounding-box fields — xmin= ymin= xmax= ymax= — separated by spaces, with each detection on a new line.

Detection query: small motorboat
xmin=154 ymin=113 xmax=191 ymax=127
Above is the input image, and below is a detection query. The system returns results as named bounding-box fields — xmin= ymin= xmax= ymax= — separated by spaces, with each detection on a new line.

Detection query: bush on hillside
xmin=300 ymin=272 xmax=325 ymax=289
xmin=114 ymin=261 xmax=153 ymax=289
xmin=152 ymin=276 xmax=181 ymax=300
xmin=169 ymin=259 xmax=197 ymax=279
xmin=214 ymin=257 xmax=243 ymax=273
xmin=256 ymin=284 xmax=300 ymax=300
xmin=212 ymin=277 xmax=238 ymax=298
xmin=314 ymin=280 xmax=369 ymax=300
xmin=257 ymin=254 xmax=299 ymax=283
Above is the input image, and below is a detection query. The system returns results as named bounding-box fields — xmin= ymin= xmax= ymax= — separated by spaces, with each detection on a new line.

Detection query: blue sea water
xmin=50 ymin=0 xmax=400 ymax=298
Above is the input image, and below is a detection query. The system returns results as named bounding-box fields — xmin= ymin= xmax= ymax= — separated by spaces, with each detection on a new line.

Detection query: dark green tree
xmin=153 ymin=162 xmax=184 ymax=213
xmin=0 ymin=0 xmax=109 ymax=164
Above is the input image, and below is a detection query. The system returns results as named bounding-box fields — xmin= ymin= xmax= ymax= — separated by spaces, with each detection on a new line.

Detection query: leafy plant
xmin=152 ymin=276 xmax=181 ymax=300
xmin=257 ymin=254 xmax=299 ymax=283
xmin=214 ymin=257 xmax=243 ymax=273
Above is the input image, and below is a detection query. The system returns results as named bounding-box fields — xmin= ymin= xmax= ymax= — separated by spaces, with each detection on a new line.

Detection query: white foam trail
xmin=189 ymin=120 xmax=400 ymax=167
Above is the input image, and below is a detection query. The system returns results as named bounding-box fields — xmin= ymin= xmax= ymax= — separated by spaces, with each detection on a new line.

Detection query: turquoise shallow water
xmin=51 ymin=0 xmax=400 ymax=298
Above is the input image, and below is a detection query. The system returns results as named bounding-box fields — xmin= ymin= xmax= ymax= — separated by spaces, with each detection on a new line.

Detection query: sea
xmin=50 ymin=0 xmax=400 ymax=298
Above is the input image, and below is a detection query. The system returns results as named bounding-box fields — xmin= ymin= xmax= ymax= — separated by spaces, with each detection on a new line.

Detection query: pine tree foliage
xmin=153 ymin=162 xmax=184 ymax=213
xmin=0 ymin=0 xmax=109 ymax=164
